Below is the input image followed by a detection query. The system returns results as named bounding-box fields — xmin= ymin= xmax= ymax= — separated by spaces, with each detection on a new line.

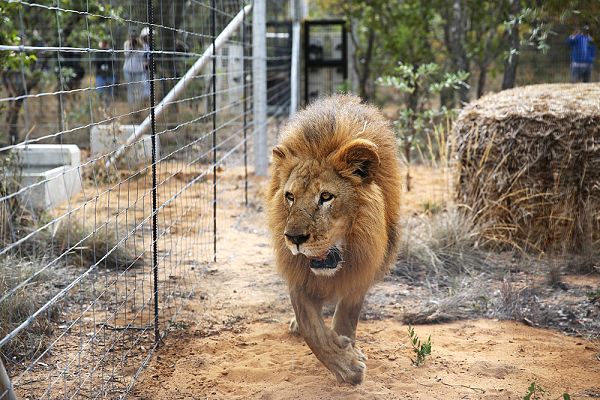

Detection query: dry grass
xmin=396 ymin=121 xmax=492 ymax=280
xmin=397 ymin=206 xmax=491 ymax=279
xmin=455 ymin=83 xmax=600 ymax=255
xmin=389 ymin=109 xmax=600 ymax=328
xmin=0 ymin=218 xmax=141 ymax=362
xmin=402 ymin=275 xmax=489 ymax=324
xmin=1 ymin=199 xmax=142 ymax=363
xmin=0 ymin=257 xmax=60 ymax=362
xmin=6 ymin=214 xmax=142 ymax=271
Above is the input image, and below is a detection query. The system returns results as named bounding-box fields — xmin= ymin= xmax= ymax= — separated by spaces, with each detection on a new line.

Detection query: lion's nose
xmin=285 ymin=231 xmax=310 ymax=245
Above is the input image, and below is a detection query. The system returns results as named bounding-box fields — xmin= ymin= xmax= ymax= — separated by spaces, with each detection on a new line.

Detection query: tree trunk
xmin=476 ymin=63 xmax=488 ymax=98
xmin=2 ymin=71 xmax=40 ymax=145
xmin=2 ymin=42 xmax=46 ymax=144
xmin=404 ymin=85 xmax=420 ymax=193
xmin=444 ymin=0 xmax=470 ymax=105
xmin=357 ymin=30 xmax=375 ymax=102
xmin=7 ymin=99 xmax=23 ymax=145
xmin=502 ymin=0 xmax=521 ymax=90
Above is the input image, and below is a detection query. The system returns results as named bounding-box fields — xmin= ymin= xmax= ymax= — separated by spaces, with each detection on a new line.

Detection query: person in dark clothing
xmin=94 ymin=39 xmax=116 ymax=102
xmin=56 ymin=51 xmax=85 ymax=89
xmin=567 ymin=25 xmax=596 ymax=83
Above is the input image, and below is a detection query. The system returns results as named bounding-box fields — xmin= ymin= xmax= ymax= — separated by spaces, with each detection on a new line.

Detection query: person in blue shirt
xmin=567 ymin=25 xmax=596 ymax=83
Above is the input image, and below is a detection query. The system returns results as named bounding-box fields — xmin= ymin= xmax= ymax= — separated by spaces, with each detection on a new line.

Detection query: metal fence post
xmin=0 ymin=359 xmax=17 ymax=400
xmin=290 ymin=0 xmax=303 ymax=117
xmin=243 ymin=6 xmax=249 ymax=206
xmin=147 ymin=0 xmax=160 ymax=345
xmin=252 ymin=0 xmax=268 ymax=176
xmin=211 ymin=0 xmax=218 ymax=262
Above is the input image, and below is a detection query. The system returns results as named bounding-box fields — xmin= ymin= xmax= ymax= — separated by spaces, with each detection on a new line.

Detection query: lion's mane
xmin=267 ymin=95 xmax=402 ymax=303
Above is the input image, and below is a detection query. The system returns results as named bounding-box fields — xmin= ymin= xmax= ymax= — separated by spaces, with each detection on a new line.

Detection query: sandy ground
xmin=128 ymin=166 xmax=600 ymax=400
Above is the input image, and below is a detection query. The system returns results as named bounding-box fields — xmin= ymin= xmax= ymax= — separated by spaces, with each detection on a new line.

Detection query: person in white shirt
xmin=123 ymin=27 xmax=147 ymax=105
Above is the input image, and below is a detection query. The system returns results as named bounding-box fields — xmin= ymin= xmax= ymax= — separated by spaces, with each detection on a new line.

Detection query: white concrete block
xmin=9 ymin=144 xmax=83 ymax=211
xmin=90 ymin=124 xmax=159 ymax=167
xmin=20 ymin=165 xmax=83 ymax=211
xmin=15 ymin=144 xmax=81 ymax=168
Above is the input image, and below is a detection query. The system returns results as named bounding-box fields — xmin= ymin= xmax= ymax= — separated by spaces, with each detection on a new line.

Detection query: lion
xmin=266 ymin=94 xmax=402 ymax=385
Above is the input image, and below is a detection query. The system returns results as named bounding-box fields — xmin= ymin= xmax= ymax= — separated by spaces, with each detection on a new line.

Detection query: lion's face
xmin=272 ymin=138 xmax=380 ymax=277
xmin=281 ymin=160 xmax=357 ymax=276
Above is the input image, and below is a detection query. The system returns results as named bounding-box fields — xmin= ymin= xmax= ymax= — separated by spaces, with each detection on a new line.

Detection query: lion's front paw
xmin=333 ymin=352 xmax=366 ymax=385
xmin=331 ymin=335 xmax=367 ymax=385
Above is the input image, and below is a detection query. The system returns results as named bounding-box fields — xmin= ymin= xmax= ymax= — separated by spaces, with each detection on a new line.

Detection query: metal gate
xmin=267 ymin=21 xmax=293 ymax=116
xmin=303 ymin=19 xmax=348 ymax=105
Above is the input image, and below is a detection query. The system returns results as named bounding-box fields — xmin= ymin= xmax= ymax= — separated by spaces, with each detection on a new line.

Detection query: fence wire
xmin=0 ymin=0 xmax=291 ymax=398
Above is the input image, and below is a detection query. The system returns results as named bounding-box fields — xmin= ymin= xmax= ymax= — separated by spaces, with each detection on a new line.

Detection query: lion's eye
xmin=285 ymin=192 xmax=294 ymax=203
xmin=319 ymin=192 xmax=334 ymax=203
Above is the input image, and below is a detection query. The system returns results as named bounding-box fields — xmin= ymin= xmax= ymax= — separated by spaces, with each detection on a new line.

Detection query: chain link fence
xmin=0 ymin=0 xmax=291 ymax=398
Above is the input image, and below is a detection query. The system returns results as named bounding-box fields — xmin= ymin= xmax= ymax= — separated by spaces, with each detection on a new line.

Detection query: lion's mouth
xmin=308 ymin=248 xmax=342 ymax=269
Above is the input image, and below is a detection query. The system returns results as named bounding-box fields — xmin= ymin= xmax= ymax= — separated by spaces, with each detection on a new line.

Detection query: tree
xmin=318 ymin=0 xmax=439 ymax=101
xmin=466 ymin=0 xmax=510 ymax=98
xmin=501 ymin=0 xmax=521 ymax=89
xmin=541 ymin=0 xmax=600 ymax=28
xmin=316 ymin=1 xmax=379 ymax=100
xmin=378 ymin=63 xmax=468 ymax=191
xmin=442 ymin=0 xmax=470 ymax=104
xmin=0 ymin=1 xmax=119 ymax=144
xmin=0 ymin=2 xmax=39 ymax=145
xmin=315 ymin=0 xmax=600 ymax=103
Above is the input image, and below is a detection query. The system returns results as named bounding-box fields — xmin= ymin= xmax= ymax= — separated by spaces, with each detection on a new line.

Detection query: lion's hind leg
xmin=332 ymin=296 xmax=365 ymax=345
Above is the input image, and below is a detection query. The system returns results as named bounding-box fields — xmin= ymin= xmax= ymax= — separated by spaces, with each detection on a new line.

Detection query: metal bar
xmin=105 ymin=4 xmax=253 ymax=168
xmin=147 ymin=0 xmax=160 ymax=345
xmin=211 ymin=0 xmax=217 ymax=262
xmin=243 ymin=5 xmax=249 ymax=206
xmin=252 ymin=0 xmax=268 ymax=176
xmin=0 ymin=359 xmax=17 ymax=400
xmin=304 ymin=20 xmax=309 ymax=105
xmin=304 ymin=19 xmax=346 ymax=25
xmin=290 ymin=0 xmax=301 ymax=117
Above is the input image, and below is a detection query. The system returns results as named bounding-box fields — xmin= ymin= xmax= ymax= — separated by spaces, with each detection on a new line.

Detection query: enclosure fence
xmin=0 ymin=0 xmax=291 ymax=398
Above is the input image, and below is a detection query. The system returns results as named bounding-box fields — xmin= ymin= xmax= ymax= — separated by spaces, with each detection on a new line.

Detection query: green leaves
xmin=431 ymin=71 xmax=471 ymax=94
xmin=408 ymin=325 xmax=432 ymax=366
xmin=523 ymin=382 xmax=544 ymax=400
xmin=378 ymin=62 xmax=469 ymax=96
xmin=522 ymin=381 xmax=571 ymax=400
xmin=0 ymin=0 xmax=122 ymax=72
xmin=377 ymin=62 xmax=467 ymax=145
xmin=0 ymin=2 xmax=23 ymax=70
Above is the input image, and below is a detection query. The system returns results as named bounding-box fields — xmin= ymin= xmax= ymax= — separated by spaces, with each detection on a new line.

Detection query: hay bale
xmin=455 ymin=83 xmax=600 ymax=253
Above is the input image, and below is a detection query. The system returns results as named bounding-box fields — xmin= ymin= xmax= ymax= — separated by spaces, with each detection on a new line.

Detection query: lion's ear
xmin=331 ymin=139 xmax=380 ymax=183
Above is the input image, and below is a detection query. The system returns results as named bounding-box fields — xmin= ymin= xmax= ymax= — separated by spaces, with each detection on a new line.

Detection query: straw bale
xmin=455 ymin=83 xmax=600 ymax=253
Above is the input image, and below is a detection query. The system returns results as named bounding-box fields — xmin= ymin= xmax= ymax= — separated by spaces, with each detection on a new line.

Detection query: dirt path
xmin=130 ymin=170 xmax=600 ymax=399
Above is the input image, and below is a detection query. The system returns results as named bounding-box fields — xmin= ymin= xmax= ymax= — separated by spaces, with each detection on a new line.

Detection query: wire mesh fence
xmin=0 ymin=0 xmax=291 ymax=398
